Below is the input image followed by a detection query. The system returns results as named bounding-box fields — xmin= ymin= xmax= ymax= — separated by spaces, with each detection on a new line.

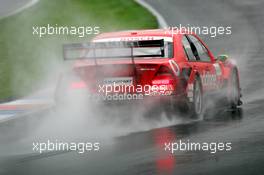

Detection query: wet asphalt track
xmin=0 ymin=0 xmax=33 ymax=17
xmin=1 ymin=0 xmax=264 ymax=174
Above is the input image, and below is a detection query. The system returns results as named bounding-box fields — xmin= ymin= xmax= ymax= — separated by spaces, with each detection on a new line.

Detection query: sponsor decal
xmin=187 ymin=83 xmax=194 ymax=102
xmin=94 ymin=36 xmax=173 ymax=42
xmin=201 ymin=71 xmax=217 ymax=87
xmin=213 ymin=63 xmax=222 ymax=76
xmin=140 ymin=68 xmax=156 ymax=71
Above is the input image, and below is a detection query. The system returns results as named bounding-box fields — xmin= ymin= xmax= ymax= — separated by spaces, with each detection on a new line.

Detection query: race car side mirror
xmin=216 ymin=54 xmax=229 ymax=62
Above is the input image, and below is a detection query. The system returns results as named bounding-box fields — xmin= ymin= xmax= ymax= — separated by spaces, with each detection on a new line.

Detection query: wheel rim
xmin=194 ymin=81 xmax=202 ymax=115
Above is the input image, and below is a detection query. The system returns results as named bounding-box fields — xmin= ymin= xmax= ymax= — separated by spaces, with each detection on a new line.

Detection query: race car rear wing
xmin=62 ymin=39 xmax=165 ymax=61
xmin=63 ymin=39 xmax=165 ymax=83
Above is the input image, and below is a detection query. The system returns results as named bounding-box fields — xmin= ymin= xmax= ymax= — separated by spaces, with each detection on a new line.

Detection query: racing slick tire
xmin=228 ymin=68 xmax=242 ymax=110
xmin=190 ymin=76 xmax=204 ymax=119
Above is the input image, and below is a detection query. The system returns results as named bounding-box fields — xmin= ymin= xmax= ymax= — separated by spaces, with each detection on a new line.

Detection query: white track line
xmin=0 ymin=0 xmax=39 ymax=19
xmin=135 ymin=0 xmax=168 ymax=28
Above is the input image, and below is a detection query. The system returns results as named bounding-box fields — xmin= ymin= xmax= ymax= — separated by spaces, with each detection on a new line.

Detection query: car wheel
xmin=191 ymin=76 xmax=204 ymax=119
xmin=229 ymin=69 xmax=240 ymax=109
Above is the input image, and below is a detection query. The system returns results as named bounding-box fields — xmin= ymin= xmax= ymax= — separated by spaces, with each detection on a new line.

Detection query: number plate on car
xmin=103 ymin=77 xmax=133 ymax=85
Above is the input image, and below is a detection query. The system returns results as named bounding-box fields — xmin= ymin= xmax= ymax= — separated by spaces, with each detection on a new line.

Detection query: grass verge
xmin=0 ymin=0 xmax=158 ymax=101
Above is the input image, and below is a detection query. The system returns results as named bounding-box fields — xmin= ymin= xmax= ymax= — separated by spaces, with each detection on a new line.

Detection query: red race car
xmin=56 ymin=29 xmax=242 ymax=118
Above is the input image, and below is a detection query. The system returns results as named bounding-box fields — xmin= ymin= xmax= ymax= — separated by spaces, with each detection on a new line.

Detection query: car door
xmin=184 ymin=34 xmax=217 ymax=91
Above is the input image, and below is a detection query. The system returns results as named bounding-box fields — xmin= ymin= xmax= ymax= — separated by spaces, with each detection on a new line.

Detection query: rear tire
xmin=190 ymin=76 xmax=204 ymax=119
xmin=228 ymin=69 xmax=241 ymax=110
